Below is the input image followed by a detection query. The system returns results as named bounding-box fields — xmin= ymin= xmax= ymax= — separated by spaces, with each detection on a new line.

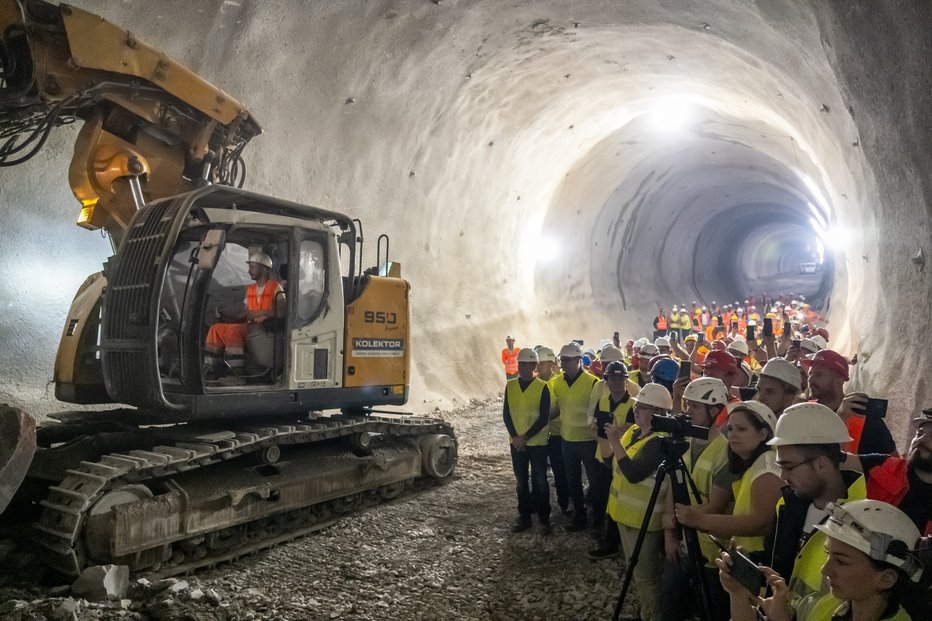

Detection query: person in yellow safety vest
xmin=726 ymin=338 xmax=761 ymax=372
xmin=586 ymin=358 xmax=633 ymax=560
xmin=536 ymin=346 xmax=571 ymax=516
xmin=503 ymin=348 xmax=553 ymax=535
xmin=604 ymin=383 xmax=673 ymax=621
xmin=501 ymin=335 xmax=521 ymax=380
xmin=718 ymin=500 xmax=923 ymax=621
xmin=756 ymin=357 xmax=802 ymax=417
xmin=669 ymin=305 xmax=684 ymax=340
xmin=674 ymin=401 xmax=781 ymax=559
xmin=661 ymin=377 xmax=736 ymax=621
xmin=758 ymin=403 xmax=867 ymax=613
xmin=747 ymin=305 xmax=761 ymax=326
xmin=550 ymin=342 xmax=601 ymax=531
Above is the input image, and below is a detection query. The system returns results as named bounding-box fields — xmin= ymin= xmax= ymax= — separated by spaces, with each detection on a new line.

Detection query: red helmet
xmin=813 ymin=327 xmax=830 ymax=341
xmin=703 ymin=350 xmax=739 ymax=372
xmin=711 ymin=340 xmax=727 ymax=351
xmin=801 ymin=349 xmax=849 ymax=381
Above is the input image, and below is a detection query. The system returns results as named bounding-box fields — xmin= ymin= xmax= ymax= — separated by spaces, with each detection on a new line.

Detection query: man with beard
xmin=802 ymin=349 xmax=896 ymax=454
xmin=844 ymin=407 xmax=932 ymax=536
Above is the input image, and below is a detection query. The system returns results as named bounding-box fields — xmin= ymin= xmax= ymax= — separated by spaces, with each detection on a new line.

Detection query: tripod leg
xmin=612 ymin=464 xmax=668 ymax=621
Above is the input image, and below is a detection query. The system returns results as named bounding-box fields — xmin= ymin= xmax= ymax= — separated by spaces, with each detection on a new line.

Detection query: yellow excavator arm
xmin=0 ymin=0 xmax=261 ymax=245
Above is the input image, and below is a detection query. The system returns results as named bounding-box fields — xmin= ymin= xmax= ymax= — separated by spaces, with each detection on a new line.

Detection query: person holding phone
xmin=717 ymin=500 xmax=924 ymax=621
xmin=587 ymin=359 xmax=633 ymax=560
xmin=673 ymin=402 xmax=782 ymax=559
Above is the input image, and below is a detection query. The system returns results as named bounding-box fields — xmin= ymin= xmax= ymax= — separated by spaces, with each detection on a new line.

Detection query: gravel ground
xmin=0 ymin=399 xmax=643 ymax=620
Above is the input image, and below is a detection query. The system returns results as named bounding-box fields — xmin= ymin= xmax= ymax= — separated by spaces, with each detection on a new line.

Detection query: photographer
xmin=662 ymin=378 xmax=735 ymax=621
xmin=605 ymin=383 xmax=672 ymax=621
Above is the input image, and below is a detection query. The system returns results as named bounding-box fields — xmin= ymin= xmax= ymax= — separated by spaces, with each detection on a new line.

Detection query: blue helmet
xmin=651 ymin=358 xmax=680 ymax=383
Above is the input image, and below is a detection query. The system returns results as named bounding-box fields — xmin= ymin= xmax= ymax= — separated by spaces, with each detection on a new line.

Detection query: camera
xmin=650 ymin=413 xmax=709 ymax=440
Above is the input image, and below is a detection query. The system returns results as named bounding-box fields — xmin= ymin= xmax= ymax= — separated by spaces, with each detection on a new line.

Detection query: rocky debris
xmin=0 ymin=400 xmax=644 ymax=619
xmin=71 ymin=564 xmax=130 ymax=601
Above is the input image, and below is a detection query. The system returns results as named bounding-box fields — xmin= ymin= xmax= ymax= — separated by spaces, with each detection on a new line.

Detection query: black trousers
xmin=547 ymin=435 xmax=569 ymax=511
xmin=510 ymin=444 xmax=551 ymax=520
xmin=561 ymin=439 xmax=599 ymax=520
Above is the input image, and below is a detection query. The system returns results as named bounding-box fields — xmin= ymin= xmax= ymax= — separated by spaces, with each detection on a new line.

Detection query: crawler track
xmin=34 ymin=414 xmax=456 ymax=578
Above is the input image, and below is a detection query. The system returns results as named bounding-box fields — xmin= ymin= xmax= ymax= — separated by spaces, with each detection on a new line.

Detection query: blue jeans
xmin=510 ymin=445 xmax=550 ymax=520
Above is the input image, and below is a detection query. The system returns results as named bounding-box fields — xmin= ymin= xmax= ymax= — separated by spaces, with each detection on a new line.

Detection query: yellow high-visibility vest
xmin=505 ymin=377 xmax=549 ymax=447
xmin=683 ymin=433 xmax=729 ymax=565
xmin=551 ymin=370 xmax=599 ymax=442
xmin=607 ymin=426 xmax=668 ymax=530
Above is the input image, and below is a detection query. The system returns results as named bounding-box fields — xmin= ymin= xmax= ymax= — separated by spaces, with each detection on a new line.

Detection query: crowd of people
xmin=499 ymin=298 xmax=930 ymax=621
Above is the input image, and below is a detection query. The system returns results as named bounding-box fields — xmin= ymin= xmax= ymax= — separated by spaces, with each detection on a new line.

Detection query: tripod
xmin=611 ymin=436 xmax=715 ymax=621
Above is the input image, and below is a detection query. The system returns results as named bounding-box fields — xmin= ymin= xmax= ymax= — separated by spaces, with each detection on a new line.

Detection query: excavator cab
xmin=100 ymin=183 xmax=410 ymax=421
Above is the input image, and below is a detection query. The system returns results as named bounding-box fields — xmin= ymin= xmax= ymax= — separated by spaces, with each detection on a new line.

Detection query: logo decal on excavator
xmin=352 ymin=338 xmax=405 ymax=357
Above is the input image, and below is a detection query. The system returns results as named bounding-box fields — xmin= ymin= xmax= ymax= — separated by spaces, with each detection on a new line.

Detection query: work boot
xmin=566 ymin=513 xmax=588 ymax=532
xmin=539 ymin=518 xmax=552 ymax=536
xmin=511 ymin=516 xmax=532 ymax=533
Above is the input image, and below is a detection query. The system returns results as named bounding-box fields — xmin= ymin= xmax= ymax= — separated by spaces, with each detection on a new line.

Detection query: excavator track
xmin=33 ymin=413 xmax=456 ymax=578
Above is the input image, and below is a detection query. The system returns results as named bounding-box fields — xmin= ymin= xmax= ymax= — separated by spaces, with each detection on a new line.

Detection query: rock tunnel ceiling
xmin=0 ymin=1 xmax=928 ymax=443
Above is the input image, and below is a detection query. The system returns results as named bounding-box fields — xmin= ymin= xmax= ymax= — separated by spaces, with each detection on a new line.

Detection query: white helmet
xmin=760 ymin=357 xmax=802 ymax=391
xmin=246 ymin=251 xmax=273 ymax=269
xmin=517 ymin=348 xmax=538 ymax=363
xmin=635 ymin=383 xmax=673 ymax=411
xmin=815 ymin=500 xmax=923 ymax=582
xmin=683 ymin=377 xmax=729 ymax=405
xmin=654 ymin=336 xmax=671 ymax=348
xmin=634 ymin=337 xmax=649 ymax=348
xmin=728 ymin=400 xmax=777 ymax=434
xmin=639 ymin=343 xmax=660 ymax=357
xmin=810 ymin=335 xmax=827 ymax=350
xmin=600 ymin=345 xmax=623 ymax=363
xmin=736 ymin=307 xmax=744 ymax=314
xmin=537 ymin=347 xmax=556 ymax=363
xmin=799 ymin=338 xmax=822 ymax=354
xmin=727 ymin=339 xmax=749 ymax=356
xmin=559 ymin=342 xmax=583 ymax=358
xmin=767 ymin=403 xmax=852 ymax=446
xmin=672 ymin=305 xmax=679 ymax=312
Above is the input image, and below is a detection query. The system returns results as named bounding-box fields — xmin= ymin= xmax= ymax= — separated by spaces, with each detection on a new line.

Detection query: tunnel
xmin=0 ymin=0 xmax=929 ymax=444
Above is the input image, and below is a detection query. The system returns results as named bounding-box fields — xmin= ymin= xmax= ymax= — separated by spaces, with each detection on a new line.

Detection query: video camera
xmin=650 ymin=413 xmax=709 ymax=440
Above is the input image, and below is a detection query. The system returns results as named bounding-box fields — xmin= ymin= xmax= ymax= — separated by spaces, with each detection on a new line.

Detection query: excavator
xmin=0 ymin=0 xmax=457 ymax=579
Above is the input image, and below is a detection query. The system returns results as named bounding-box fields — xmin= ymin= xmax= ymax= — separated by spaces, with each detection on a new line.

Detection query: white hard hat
xmin=247 ymin=251 xmax=273 ymax=269
xmin=635 ymin=383 xmax=673 ymax=411
xmin=537 ymin=347 xmax=556 ymax=363
xmin=760 ymin=357 xmax=802 ymax=391
xmin=727 ymin=339 xmax=749 ymax=356
xmin=683 ymin=377 xmax=729 ymax=405
xmin=799 ymin=338 xmax=821 ymax=354
xmin=600 ymin=345 xmax=623 ymax=363
xmin=767 ymin=402 xmax=852 ymax=446
xmin=634 ymin=337 xmax=649 ymax=348
xmin=672 ymin=305 xmax=679 ymax=312
xmin=517 ymin=348 xmax=538 ymax=363
xmin=809 ymin=335 xmax=827 ymax=350
xmin=740 ymin=361 xmax=753 ymax=384
xmin=736 ymin=307 xmax=744 ymax=314
xmin=728 ymin=401 xmax=777 ymax=434
xmin=815 ymin=500 xmax=923 ymax=582
xmin=559 ymin=342 xmax=583 ymax=358
xmin=702 ymin=306 xmax=708 ymax=311
xmin=654 ymin=336 xmax=671 ymax=348
xmin=639 ymin=343 xmax=660 ymax=357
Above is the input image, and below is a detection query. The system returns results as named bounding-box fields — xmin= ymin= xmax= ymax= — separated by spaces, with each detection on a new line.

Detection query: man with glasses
xmin=763 ymin=402 xmax=867 ymax=609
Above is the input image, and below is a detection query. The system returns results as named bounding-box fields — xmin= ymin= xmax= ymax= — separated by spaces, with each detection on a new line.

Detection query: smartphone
xmin=595 ymin=410 xmax=612 ymax=438
xmin=746 ymin=325 xmax=756 ymax=341
xmin=678 ymin=360 xmax=692 ymax=379
xmin=783 ymin=321 xmax=792 ymax=335
xmin=864 ymin=398 xmax=888 ymax=419
xmin=709 ymin=536 xmax=763 ymax=595
xmin=573 ymin=339 xmax=584 ymax=346
xmin=739 ymin=386 xmax=758 ymax=401
xmin=717 ymin=315 xmax=724 ymax=327
xmin=730 ymin=321 xmax=738 ymax=331
xmin=669 ymin=330 xmax=678 ymax=342
xmin=763 ymin=317 xmax=773 ymax=337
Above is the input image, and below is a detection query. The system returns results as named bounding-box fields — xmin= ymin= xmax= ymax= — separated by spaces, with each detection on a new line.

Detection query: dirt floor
xmin=0 ymin=399 xmax=645 ymax=620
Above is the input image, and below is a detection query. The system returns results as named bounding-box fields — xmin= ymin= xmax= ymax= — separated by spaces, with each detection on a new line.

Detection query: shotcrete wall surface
xmin=0 ymin=1 xmax=928 ymax=445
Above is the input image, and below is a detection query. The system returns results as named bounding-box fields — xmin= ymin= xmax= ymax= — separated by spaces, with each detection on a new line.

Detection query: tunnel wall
xmin=0 ymin=0 xmax=928 ymax=446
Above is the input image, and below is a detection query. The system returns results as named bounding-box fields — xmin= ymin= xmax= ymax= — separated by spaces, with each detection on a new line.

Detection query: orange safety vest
xmin=656 ymin=314 xmax=668 ymax=330
xmin=502 ymin=348 xmax=520 ymax=374
xmin=246 ymin=280 xmax=282 ymax=312
xmin=844 ymin=415 xmax=865 ymax=454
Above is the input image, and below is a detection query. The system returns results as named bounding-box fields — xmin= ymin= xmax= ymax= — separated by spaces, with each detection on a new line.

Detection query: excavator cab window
xmin=296 ymin=238 xmax=327 ymax=326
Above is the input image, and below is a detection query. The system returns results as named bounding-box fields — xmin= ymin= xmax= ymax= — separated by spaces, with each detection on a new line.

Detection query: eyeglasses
xmin=776 ymin=457 xmax=816 ymax=472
